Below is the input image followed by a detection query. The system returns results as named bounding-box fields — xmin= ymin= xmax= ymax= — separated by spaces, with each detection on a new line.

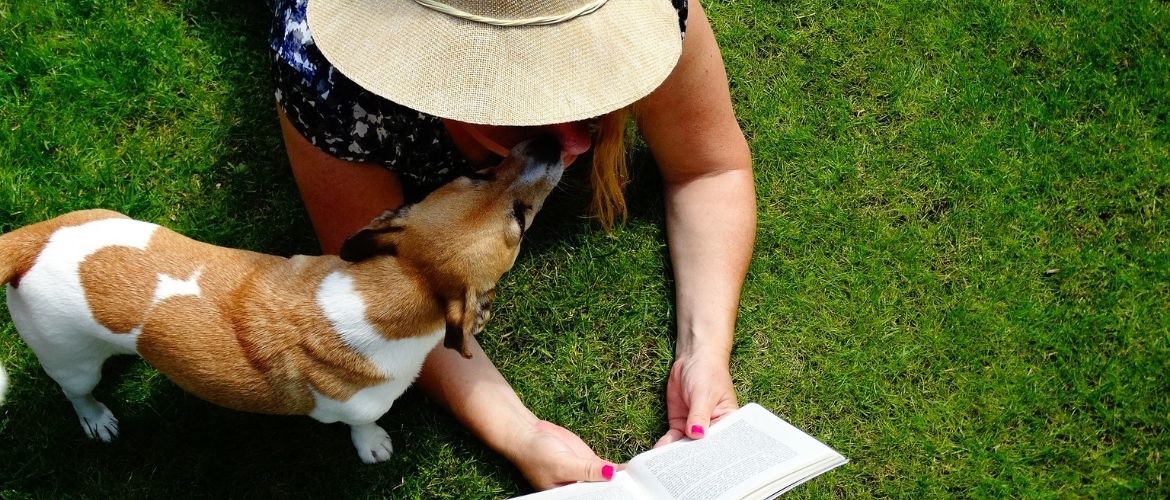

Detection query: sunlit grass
xmin=1 ymin=0 xmax=1167 ymax=497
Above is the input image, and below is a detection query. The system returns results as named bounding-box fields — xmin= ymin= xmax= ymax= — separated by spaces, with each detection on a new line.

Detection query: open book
xmin=513 ymin=403 xmax=847 ymax=500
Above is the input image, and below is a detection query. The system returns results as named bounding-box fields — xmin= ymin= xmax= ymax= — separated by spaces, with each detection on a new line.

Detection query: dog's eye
xmin=512 ymin=201 xmax=530 ymax=237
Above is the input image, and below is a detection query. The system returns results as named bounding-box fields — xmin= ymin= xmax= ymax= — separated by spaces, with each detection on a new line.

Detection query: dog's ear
xmin=339 ymin=207 xmax=410 ymax=262
xmin=444 ymin=288 xmax=495 ymax=358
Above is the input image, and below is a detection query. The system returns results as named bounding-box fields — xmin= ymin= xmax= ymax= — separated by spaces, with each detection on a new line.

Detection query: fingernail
xmin=602 ymin=464 xmax=615 ymax=480
xmin=691 ymin=425 xmax=705 ymax=437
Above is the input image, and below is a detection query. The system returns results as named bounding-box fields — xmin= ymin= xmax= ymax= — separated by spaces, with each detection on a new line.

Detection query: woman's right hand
xmin=505 ymin=419 xmax=617 ymax=490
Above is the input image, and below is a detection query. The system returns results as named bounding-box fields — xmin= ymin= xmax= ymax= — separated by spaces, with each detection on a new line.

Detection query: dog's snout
xmin=504 ymin=137 xmax=564 ymax=195
xmin=519 ymin=136 xmax=562 ymax=168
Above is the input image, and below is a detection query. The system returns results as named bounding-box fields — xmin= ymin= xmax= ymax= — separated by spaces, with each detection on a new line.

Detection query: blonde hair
xmin=589 ymin=106 xmax=632 ymax=231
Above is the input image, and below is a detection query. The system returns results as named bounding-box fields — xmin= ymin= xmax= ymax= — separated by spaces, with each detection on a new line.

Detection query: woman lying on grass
xmin=270 ymin=0 xmax=755 ymax=489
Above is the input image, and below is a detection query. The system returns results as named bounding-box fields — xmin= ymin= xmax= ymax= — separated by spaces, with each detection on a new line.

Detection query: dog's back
xmin=1 ymin=210 xmax=334 ymax=414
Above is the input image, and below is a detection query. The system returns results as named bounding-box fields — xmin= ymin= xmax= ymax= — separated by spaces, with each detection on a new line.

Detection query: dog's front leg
xmin=350 ymin=422 xmax=394 ymax=464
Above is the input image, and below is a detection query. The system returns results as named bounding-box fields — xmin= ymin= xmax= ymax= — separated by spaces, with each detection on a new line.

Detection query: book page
xmin=511 ymin=470 xmax=651 ymax=500
xmin=510 ymin=404 xmax=846 ymax=500
xmin=626 ymin=404 xmax=845 ymax=500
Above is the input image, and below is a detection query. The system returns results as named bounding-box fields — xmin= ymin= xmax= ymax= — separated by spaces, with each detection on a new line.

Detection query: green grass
xmin=1 ymin=0 xmax=1167 ymax=497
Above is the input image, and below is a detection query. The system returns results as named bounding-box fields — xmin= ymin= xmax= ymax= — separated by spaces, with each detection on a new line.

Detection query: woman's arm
xmin=416 ymin=338 xmax=616 ymax=490
xmin=635 ymin=0 xmax=757 ymax=445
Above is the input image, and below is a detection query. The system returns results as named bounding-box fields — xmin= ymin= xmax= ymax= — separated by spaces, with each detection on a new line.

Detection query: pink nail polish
xmin=691 ymin=425 xmax=705 ymax=437
xmin=602 ymin=464 xmax=615 ymax=480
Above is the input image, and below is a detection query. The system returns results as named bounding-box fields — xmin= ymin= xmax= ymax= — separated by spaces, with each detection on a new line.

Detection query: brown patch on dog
xmin=80 ymin=244 xmax=183 ymax=334
xmin=138 ymin=293 xmax=312 ymax=414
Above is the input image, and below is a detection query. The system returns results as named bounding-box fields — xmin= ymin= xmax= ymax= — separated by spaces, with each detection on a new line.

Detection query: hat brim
xmin=308 ymin=0 xmax=683 ymax=126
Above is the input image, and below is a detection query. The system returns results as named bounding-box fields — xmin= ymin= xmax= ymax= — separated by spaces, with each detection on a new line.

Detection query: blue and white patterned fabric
xmin=270 ymin=0 xmax=689 ymax=196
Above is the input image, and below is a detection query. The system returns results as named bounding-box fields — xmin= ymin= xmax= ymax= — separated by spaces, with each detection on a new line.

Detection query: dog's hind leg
xmin=26 ymin=341 xmax=119 ymax=441
xmin=36 ymin=338 xmax=120 ymax=442
xmin=8 ymin=291 xmax=122 ymax=442
xmin=59 ymin=364 xmax=120 ymax=443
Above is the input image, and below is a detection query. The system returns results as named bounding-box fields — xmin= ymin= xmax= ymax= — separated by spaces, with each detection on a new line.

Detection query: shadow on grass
xmin=1 ymin=351 xmax=523 ymax=497
xmin=162 ymin=0 xmax=319 ymax=257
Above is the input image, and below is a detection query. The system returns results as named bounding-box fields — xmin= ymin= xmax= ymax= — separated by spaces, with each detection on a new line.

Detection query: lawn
xmin=1 ymin=0 xmax=1167 ymax=498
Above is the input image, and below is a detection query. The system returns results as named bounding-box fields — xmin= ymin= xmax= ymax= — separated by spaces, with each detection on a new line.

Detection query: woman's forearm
xmin=415 ymin=336 xmax=616 ymax=489
xmin=415 ymin=337 xmax=538 ymax=458
xmin=664 ymin=168 xmax=757 ymax=360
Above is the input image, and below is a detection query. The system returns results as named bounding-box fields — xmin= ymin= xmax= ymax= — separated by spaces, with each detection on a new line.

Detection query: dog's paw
xmin=79 ymin=405 xmax=120 ymax=442
xmin=350 ymin=423 xmax=394 ymax=464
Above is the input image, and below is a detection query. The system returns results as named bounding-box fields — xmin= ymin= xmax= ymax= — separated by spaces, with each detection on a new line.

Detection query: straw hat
xmin=306 ymin=0 xmax=683 ymax=126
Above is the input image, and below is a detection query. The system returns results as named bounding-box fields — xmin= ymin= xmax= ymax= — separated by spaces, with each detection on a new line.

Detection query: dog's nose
xmin=519 ymin=136 xmax=562 ymax=168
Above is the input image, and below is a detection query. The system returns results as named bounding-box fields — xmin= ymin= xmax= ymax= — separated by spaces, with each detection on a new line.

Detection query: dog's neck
xmin=340 ymin=255 xmax=457 ymax=336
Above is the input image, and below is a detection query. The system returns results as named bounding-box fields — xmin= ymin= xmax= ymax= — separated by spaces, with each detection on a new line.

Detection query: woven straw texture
xmin=307 ymin=0 xmax=682 ymax=125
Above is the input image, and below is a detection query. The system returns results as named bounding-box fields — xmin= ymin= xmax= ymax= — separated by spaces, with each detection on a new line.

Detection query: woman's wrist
xmin=498 ymin=414 xmax=547 ymax=465
xmin=449 ymin=380 xmax=543 ymax=464
xmin=483 ymin=396 xmax=542 ymax=462
xmin=675 ymin=323 xmax=733 ymax=364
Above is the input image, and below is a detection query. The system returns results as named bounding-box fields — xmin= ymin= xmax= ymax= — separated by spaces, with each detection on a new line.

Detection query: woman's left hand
xmin=506 ymin=419 xmax=618 ymax=490
xmin=654 ymin=352 xmax=738 ymax=447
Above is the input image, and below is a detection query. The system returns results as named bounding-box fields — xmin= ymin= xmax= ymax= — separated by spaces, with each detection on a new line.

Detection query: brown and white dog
xmin=0 ymin=138 xmax=563 ymax=463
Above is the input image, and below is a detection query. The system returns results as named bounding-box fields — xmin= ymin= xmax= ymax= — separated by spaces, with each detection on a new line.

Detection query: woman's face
xmin=458 ymin=120 xmax=594 ymax=167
